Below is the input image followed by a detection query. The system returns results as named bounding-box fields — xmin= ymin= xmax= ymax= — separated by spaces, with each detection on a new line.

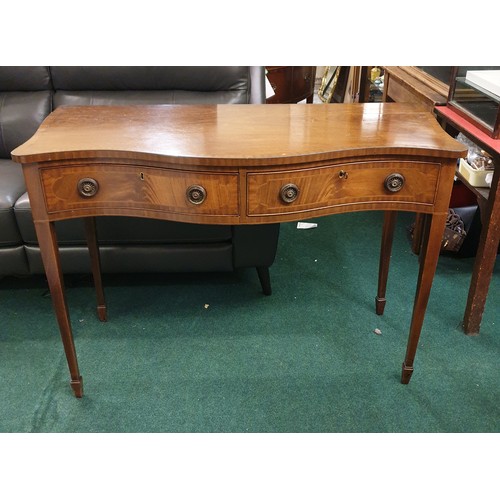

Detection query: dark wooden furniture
xmin=265 ymin=66 xmax=316 ymax=103
xmin=382 ymin=66 xmax=451 ymax=111
xmin=11 ymin=103 xmax=465 ymax=397
xmin=435 ymin=105 xmax=500 ymax=334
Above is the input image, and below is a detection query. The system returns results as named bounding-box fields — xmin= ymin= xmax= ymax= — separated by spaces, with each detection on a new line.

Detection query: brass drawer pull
xmin=384 ymin=173 xmax=405 ymax=193
xmin=280 ymin=183 xmax=300 ymax=203
xmin=77 ymin=178 xmax=99 ymax=197
xmin=186 ymin=185 xmax=207 ymax=205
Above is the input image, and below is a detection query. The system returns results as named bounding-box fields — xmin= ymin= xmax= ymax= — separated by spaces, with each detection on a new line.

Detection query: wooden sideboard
xmin=265 ymin=66 xmax=316 ymax=103
xmin=11 ymin=103 xmax=465 ymax=397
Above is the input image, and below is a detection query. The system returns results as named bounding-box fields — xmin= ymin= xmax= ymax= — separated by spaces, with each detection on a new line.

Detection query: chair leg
xmin=256 ymin=266 xmax=272 ymax=296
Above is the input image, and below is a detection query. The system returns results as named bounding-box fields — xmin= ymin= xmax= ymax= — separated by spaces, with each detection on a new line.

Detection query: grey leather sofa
xmin=0 ymin=66 xmax=279 ymax=294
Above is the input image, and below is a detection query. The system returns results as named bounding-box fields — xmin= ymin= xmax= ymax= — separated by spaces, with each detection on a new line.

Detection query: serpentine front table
xmin=11 ymin=103 xmax=466 ymax=397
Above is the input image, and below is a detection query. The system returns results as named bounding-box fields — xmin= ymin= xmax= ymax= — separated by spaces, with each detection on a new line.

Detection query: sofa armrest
xmin=249 ymin=67 xmax=266 ymax=104
xmin=232 ymin=224 xmax=280 ymax=268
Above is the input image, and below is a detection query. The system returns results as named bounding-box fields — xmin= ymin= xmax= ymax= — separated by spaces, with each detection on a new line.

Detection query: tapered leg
xmin=401 ymin=212 xmax=448 ymax=384
xmin=256 ymin=266 xmax=272 ymax=296
xmin=376 ymin=211 xmax=397 ymax=315
xmin=84 ymin=217 xmax=107 ymax=321
xmin=35 ymin=221 xmax=83 ymax=397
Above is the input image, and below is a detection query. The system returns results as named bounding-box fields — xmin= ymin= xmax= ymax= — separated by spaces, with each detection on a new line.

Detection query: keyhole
xmin=140 ymin=172 xmax=145 ymax=181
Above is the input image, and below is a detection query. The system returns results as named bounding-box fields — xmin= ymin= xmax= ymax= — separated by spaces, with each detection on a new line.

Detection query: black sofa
xmin=0 ymin=66 xmax=280 ymax=293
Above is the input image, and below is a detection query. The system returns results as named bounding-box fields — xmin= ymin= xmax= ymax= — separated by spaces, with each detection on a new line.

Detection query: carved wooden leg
xmin=35 ymin=221 xmax=83 ymax=397
xmin=401 ymin=212 xmax=448 ymax=384
xmin=84 ymin=217 xmax=107 ymax=321
xmin=376 ymin=211 xmax=397 ymax=315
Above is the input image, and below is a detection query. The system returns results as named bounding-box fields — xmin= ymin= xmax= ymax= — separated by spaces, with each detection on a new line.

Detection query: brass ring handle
xmin=77 ymin=178 xmax=99 ymax=197
xmin=280 ymin=183 xmax=300 ymax=204
xmin=186 ymin=185 xmax=207 ymax=205
xmin=384 ymin=173 xmax=405 ymax=193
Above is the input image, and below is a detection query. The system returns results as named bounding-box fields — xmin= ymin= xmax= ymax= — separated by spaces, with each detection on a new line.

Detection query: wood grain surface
xmin=11 ymin=104 xmax=465 ymax=165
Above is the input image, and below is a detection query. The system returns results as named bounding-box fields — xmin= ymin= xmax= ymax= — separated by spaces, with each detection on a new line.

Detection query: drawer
xmin=246 ymin=161 xmax=440 ymax=216
xmin=41 ymin=165 xmax=239 ymax=216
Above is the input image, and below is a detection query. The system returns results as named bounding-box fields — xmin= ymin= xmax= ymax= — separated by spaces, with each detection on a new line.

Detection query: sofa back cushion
xmin=0 ymin=66 xmax=51 ymax=91
xmin=50 ymin=66 xmax=253 ymax=107
xmin=0 ymin=67 xmax=52 ymax=158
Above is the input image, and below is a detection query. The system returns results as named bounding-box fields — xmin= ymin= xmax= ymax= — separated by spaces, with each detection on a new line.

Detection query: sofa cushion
xmin=53 ymin=90 xmax=250 ymax=107
xmin=0 ymin=160 xmax=25 ymax=245
xmin=50 ymin=66 xmax=250 ymax=92
xmin=0 ymin=91 xmax=52 ymax=158
xmin=50 ymin=66 xmax=252 ymax=106
xmin=94 ymin=217 xmax=232 ymax=245
xmin=25 ymin=242 xmax=234 ymax=274
xmin=0 ymin=66 xmax=51 ymax=91
xmin=0 ymin=246 xmax=29 ymax=275
xmin=0 ymin=67 xmax=52 ymax=159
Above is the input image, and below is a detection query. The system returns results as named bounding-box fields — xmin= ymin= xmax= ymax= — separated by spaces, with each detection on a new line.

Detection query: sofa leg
xmin=256 ymin=266 xmax=272 ymax=296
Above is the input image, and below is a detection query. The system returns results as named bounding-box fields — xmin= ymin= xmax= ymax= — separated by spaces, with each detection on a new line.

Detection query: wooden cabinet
xmin=265 ymin=66 xmax=316 ymax=103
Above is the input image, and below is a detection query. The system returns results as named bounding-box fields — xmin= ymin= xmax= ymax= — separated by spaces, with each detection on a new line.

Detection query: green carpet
xmin=1 ymin=211 xmax=499 ymax=432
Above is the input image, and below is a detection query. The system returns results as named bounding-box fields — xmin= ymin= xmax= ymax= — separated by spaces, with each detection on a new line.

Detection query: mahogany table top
xmin=12 ymin=103 xmax=466 ymax=166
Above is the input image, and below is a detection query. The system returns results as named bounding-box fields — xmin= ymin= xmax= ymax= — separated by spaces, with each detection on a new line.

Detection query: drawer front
xmin=247 ymin=161 xmax=440 ymax=216
xmin=41 ymin=165 xmax=239 ymax=216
